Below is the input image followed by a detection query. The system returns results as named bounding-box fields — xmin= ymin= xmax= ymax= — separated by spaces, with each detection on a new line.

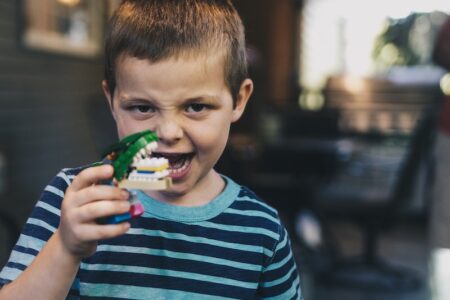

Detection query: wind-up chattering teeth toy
xmin=96 ymin=130 xmax=172 ymax=224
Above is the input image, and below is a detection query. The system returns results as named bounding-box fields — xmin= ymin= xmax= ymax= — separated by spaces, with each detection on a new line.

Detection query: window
xmin=299 ymin=0 xmax=450 ymax=92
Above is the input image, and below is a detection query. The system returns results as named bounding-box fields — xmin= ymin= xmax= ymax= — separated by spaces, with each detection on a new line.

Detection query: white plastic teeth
xmin=131 ymin=142 xmax=159 ymax=166
xmin=135 ymin=157 xmax=168 ymax=167
xmin=146 ymin=142 xmax=158 ymax=152
xmin=132 ymin=157 xmax=168 ymax=168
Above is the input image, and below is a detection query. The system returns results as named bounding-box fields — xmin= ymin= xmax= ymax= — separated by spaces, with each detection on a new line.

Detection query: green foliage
xmin=372 ymin=11 xmax=447 ymax=69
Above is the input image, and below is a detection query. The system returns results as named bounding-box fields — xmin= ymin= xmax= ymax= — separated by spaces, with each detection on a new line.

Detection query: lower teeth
xmin=171 ymin=158 xmax=189 ymax=174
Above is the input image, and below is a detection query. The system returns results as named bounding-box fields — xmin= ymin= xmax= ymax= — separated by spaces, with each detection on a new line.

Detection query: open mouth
xmin=128 ymin=142 xmax=170 ymax=181
xmin=152 ymin=152 xmax=194 ymax=178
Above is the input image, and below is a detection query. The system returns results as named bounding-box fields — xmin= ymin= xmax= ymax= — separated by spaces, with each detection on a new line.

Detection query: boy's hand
xmin=57 ymin=165 xmax=131 ymax=259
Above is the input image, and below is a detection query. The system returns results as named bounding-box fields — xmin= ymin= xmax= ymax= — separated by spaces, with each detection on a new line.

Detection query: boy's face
xmin=103 ymin=53 xmax=253 ymax=204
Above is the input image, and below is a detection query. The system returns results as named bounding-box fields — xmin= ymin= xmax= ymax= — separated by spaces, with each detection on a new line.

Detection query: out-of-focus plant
xmin=372 ymin=11 xmax=448 ymax=69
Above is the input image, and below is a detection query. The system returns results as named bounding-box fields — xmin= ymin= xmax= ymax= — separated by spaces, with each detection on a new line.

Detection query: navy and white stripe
xmin=0 ymin=167 xmax=302 ymax=299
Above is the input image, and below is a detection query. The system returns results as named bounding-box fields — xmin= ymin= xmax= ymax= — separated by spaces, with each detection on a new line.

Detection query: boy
xmin=0 ymin=0 xmax=301 ymax=299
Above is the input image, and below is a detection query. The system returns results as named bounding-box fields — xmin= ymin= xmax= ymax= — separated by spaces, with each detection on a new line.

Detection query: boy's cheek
xmin=115 ymin=117 xmax=147 ymax=138
xmin=116 ymin=126 xmax=138 ymax=140
xmin=117 ymin=124 xmax=159 ymax=140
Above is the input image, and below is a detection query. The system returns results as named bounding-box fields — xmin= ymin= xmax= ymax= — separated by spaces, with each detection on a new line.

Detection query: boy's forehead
xmin=114 ymin=54 xmax=229 ymax=91
xmin=114 ymin=50 xmax=229 ymax=93
xmin=116 ymin=48 xmax=227 ymax=72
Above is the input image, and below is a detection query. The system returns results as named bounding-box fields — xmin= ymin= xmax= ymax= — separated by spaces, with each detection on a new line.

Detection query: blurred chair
xmin=220 ymin=106 xmax=342 ymax=242
xmin=312 ymin=102 xmax=439 ymax=291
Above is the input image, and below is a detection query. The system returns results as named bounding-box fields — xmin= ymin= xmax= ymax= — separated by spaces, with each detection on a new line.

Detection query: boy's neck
xmin=144 ymin=170 xmax=226 ymax=207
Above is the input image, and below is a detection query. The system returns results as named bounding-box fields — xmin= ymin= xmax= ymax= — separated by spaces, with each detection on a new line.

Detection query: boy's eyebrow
xmin=117 ymin=94 xmax=221 ymax=105
xmin=118 ymin=96 xmax=155 ymax=104
xmin=184 ymin=95 xmax=220 ymax=103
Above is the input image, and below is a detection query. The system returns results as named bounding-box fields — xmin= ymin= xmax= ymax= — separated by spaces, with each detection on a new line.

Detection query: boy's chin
xmin=146 ymin=183 xmax=190 ymax=201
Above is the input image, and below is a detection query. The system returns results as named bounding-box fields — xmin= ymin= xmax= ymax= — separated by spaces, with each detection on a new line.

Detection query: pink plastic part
xmin=130 ymin=202 xmax=144 ymax=218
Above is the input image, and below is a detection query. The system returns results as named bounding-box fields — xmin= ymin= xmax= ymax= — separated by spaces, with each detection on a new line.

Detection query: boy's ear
xmin=231 ymin=78 xmax=253 ymax=123
xmin=102 ymin=80 xmax=116 ymax=121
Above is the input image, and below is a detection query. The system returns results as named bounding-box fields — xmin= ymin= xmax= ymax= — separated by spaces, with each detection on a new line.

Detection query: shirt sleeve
xmin=0 ymin=169 xmax=80 ymax=298
xmin=257 ymin=225 xmax=302 ymax=299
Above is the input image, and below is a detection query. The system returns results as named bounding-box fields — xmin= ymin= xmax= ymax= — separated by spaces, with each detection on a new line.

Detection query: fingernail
xmin=103 ymin=164 xmax=114 ymax=174
xmin=121 ymin=190 xmax=130 ymax=200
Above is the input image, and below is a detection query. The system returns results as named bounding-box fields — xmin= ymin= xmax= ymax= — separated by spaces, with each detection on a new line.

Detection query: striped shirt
xmin=0 ymin=167 xmax=302 ymax=299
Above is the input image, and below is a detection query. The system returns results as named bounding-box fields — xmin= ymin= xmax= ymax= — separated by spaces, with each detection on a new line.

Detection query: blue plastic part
xmin=105 ymin=212 xmax=132 ymax=224
xmin=136 ymin=170 xmax=156 ymax=174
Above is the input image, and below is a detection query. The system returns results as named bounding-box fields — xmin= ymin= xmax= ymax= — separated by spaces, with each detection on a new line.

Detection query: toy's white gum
xmin=118 ymin=177 xmax=172 ymax=190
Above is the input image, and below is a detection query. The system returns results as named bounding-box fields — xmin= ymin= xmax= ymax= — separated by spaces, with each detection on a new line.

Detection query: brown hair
xmin=104 ymin=0 xmax=248 ymax=104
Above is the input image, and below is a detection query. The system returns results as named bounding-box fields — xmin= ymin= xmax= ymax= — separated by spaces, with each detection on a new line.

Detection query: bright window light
xmin=300 ymin=0 xmax=450 ymax=90
xmin=430 ymin=248 xmax=450 ymax=300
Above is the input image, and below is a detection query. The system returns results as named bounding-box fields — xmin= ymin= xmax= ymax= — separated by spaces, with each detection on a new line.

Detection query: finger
xmin=73 ymin=184 xmax=129 ymax=207
xmin=78 ymin=222 xmax=131 ymax=241
xmin=70 ymin=165 xmax=114 ymax=192
xmin=77 ymin=200 xmax=131 ymax=223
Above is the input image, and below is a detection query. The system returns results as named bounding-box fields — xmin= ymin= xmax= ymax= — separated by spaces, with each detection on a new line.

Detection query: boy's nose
xmin=155 ymin=118 xmax=183 ymax=145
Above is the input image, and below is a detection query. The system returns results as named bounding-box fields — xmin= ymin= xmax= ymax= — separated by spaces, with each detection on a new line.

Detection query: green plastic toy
xmin=98 ymin=130 xmax=172 ymax=190
xmin=96 ymin=130 xmax=172 ymax=224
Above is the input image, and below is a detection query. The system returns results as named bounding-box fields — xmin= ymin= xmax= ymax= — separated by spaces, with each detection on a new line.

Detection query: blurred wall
xmin=234 ymin=0 xmax=300 ymax=106
xmin=0 ymin=0 xmax=114 ymax=228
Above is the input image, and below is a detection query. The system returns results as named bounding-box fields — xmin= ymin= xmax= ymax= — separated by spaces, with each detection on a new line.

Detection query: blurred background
xmin=1 ymin=0 xmax=450 ymax=299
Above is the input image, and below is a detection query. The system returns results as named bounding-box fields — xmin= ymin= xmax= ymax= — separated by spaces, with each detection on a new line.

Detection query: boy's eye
xmin=130 ymin=105 xmax=154 ymax=113
xmin=186 ymin=103 xmax=208 ymax=113
xmin=137 ymin=105 xmax=153 ymax=113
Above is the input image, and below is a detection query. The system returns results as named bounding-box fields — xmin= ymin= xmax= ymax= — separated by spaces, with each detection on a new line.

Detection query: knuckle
xmin=83 ymin=186 xmax=96 ymax=200
xmin=106 ymin=201 xmax=124 ymax=216
xmin=105 ymin=188 xmax=123 ymax=203
xmin=80 ymin=167 xmax=94 ymax=178
xmin=72 ymin=172 xmax=87 ymax=186
xmin=83 ymin=203 xmax=96 ymax=217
